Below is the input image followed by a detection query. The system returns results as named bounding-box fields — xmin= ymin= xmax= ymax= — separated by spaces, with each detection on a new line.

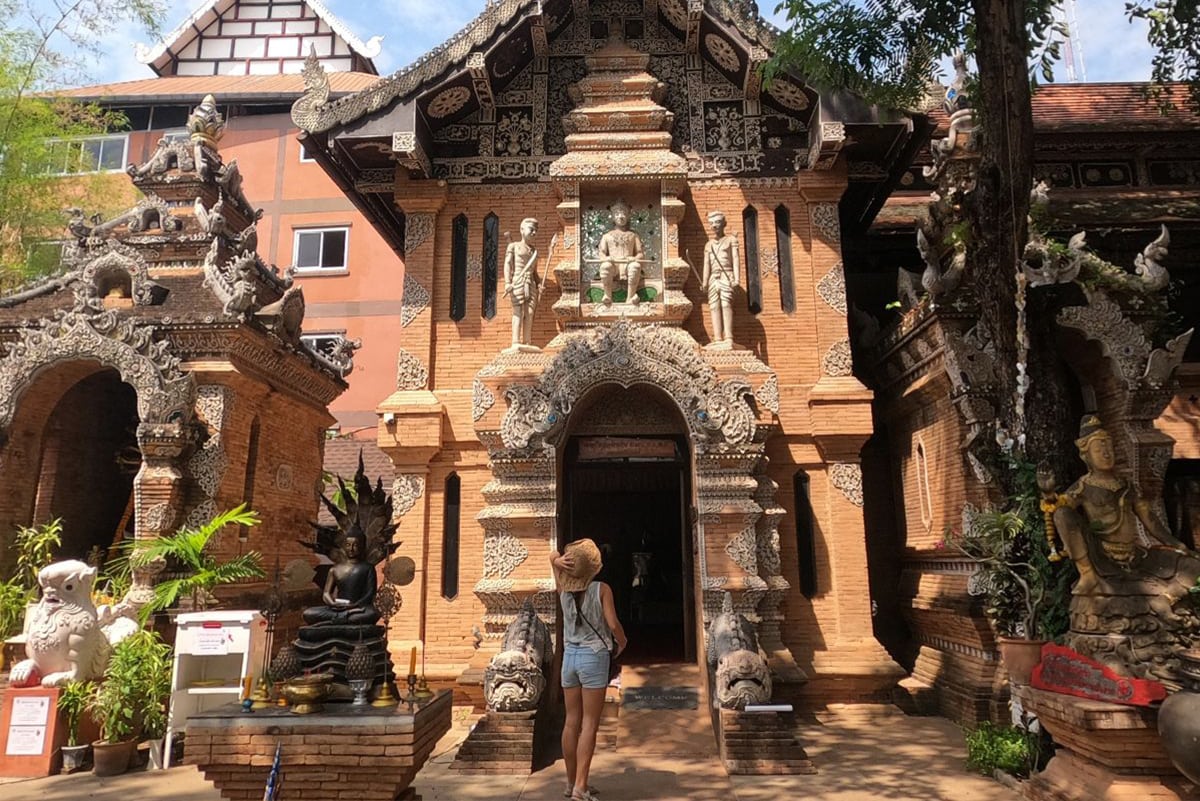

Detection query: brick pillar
xmin=132 ymin=422 xmax=190 ymax=592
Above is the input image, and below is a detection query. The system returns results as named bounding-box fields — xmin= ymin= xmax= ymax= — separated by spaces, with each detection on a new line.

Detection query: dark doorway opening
xmin=34 ymin=369 xmax=140 ymax=561
xmin=562 ymin=435 xmax=694 ymax=663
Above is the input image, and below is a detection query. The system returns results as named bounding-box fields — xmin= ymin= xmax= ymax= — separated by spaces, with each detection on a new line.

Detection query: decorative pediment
xmin=72 ymin=243 xmax=166 ymax=311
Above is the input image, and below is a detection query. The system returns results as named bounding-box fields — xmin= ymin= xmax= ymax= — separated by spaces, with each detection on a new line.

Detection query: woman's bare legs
xmin=573 ymin=686 xmax=606 ymax=796
xmin=562 ymin=685 xmax=582 ymax=791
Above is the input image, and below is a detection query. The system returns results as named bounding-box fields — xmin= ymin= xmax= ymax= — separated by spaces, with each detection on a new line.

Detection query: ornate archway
xmin=471 ymin=321 xmax=799 ymax=679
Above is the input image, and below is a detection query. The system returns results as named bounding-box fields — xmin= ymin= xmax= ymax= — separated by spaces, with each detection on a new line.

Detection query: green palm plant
xmin=129 ymin=505 xmax=265 ymax=616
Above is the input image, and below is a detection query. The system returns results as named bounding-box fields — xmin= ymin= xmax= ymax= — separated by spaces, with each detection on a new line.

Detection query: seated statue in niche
xmin=598 ymin=199 xmax=644 ymax=305
xmin=1041 ymin=414 xmax=1200 ymax=686
xmin=302 ymin=530 xmax=380 ymax=625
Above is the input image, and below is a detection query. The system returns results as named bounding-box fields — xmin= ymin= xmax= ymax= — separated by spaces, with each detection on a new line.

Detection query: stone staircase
xmin=611 ymin=663 xmax=717 ymax=756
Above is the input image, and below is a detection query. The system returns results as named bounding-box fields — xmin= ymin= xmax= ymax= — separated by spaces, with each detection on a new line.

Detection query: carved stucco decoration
xmin=725 ymin=526 xmax=758 ymax=575
xmin=404 ymin=213 xmax=435 ymax=254
xmin=473 ymin=378 xmax=496 ymax=421
xmin=140 ymin=502 xmax=173 ymax=533
xmin=810 ymin=203 xmax=841 ymax=244
xmin=0 ymin=309 xmax=193 ymax=432
xmin=822 ymin=339 xmax=854 ymax=377
xmin=1057 ymin=291 xmax=1192 ymax=390
xmin=499 ymin=321 xmax=759 ymax=455
xmin=72 ymin=245 xmax=164 ymax=311
xmin=484 ymin=528 xmax=529 ymax=579
xmin=401 ymin=274 xmax=431 ymax=328
xmin=942 ymin=325 xmax=999 ymax=396
xmin=754 ymin=374 xmax=780 ymax=415
xmin=396 ymin=348 xmax=429 ymax=390
xmin=830 ymin=462 xmax=864 ymax=507
xmin=391 ymin=474 xmax=425 ymax=520
xmin=760 ymin=247 xmax=778 ymax=278
xmin=185 ymin=385 xmax=230 ymax=530
xmin=817 ymin=262 xmax=848 ymax=315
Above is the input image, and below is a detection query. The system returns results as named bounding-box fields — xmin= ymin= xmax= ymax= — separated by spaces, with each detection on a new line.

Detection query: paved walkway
xmin=0 ymin=711 xmax=1019 ymax=801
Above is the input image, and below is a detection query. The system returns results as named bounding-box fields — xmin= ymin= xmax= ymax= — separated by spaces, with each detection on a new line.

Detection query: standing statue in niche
xmin=503 ymin=217 xmax=541 ymax=351
xmin=598 ymin=200 xmax=644 ymax=305
xmin=702 ymin=210 xmax=740 ymax=348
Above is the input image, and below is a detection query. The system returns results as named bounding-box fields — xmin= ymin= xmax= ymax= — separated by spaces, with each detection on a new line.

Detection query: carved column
xmin=133 ymin=422 xmax=190 ymax=585
xmin=695 ymin=450 xmax=769 ymax=625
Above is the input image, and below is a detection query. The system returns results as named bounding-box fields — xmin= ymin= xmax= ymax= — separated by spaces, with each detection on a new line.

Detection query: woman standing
xmin=551 ymin=539 xmax=627 ymax=801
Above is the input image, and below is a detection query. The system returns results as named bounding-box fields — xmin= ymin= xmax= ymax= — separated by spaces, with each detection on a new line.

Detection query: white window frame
xmin=292 ymin=226 xmax=350 ymax=274
xmin=299 ymin=141 xmax=316 ymax=163
xmin=45 ymin=133 xmax=129 ymax=175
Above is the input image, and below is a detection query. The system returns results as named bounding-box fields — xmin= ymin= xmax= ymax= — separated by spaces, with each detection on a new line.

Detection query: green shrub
xmin=965 ymin=722 xmax=1039 ymax=777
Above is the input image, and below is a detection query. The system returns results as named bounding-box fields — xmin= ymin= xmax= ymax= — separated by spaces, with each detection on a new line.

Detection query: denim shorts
xmin=561 ymin=643 xmax=610 ymax=689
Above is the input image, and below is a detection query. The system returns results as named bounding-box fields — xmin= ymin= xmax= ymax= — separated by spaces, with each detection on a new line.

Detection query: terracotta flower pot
xmin=996 ymin=637 xmax=1047 ymax=686
xmin=91 ymin=739 xmax=135 ymax=777
xmin=60 ymin=743 xmax=90 ymax=774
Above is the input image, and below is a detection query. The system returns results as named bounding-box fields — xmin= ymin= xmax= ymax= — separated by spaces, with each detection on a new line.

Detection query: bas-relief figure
xmin=504 ymin=217 xmax=541 ymax=351
xmin=598 ymin=200 xmax=644 ymax=306
xmin=9 ymin=560 xmax=140 ymax=688
xmin=1042 ymin=415 xmax=1200 ymax=686
xmin=702 ymin=210 xmax=740 ymax=348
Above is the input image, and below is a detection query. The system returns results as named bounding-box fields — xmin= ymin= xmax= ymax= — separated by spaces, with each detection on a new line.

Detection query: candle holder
xmin=404 ymin=673 xmax=418 ymax=710
xmin=415 ymin=675 xmax=434 ymax=700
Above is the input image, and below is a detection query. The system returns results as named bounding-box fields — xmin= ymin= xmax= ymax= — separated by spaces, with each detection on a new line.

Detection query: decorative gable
xmin=136 ymin=0 xmax=381 ymax=77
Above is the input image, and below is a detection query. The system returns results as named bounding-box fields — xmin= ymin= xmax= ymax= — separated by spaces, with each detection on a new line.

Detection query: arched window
xmin=742 ymin=205 xmax=761 ymax=314
xmin=775 ymin=205 xmax=795 ymax=313
xmin=793 ymin=470 xmax=817 ymax=598
xmin=442 ymin=472 xmax=461 ymax=600
xmin=451 ymin=214 xmax=468 ymax=321
xmin=482 ymin=212 xmax=499 ymax=320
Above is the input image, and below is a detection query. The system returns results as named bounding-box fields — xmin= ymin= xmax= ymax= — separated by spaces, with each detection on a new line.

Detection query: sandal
xmin=565 ymin=786 xmax=599 ymax=799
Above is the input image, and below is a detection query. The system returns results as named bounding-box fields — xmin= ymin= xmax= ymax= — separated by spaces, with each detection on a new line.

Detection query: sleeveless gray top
xmin=561 ymin=582 xmax=611 ymax=652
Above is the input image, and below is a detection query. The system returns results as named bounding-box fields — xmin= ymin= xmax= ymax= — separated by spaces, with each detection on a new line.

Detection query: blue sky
xmin=94 ymin=0 xmax=1155 ymax=85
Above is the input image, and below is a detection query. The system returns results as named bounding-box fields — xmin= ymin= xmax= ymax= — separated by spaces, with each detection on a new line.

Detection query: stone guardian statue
xmin=503 ymin=217 xmax=541 ymax=351
xmin=598 ymin=200 xmax=643 ymax=305
xmin=702 ymin=210 xmax=740 ymax=348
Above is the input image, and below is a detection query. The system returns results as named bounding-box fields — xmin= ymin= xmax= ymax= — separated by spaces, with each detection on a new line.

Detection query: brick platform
xmin=717 ymin=707 xmax=816 ymax=776
xmin=1015 ymin=686 xmax=1198 ymax=801
xmin=450 ymin=710 xmax=535 ymax=775
xmin=185 ymin=690 xmax=452 ymax=801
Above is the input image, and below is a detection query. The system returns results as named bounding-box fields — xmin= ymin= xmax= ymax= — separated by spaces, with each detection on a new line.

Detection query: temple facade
xmin=293 ymin=0 xmax=927 ymax=705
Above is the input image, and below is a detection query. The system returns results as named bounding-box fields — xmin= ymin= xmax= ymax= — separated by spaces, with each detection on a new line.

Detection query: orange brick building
xmin=289 ymin=0 xmax=937 ymax=705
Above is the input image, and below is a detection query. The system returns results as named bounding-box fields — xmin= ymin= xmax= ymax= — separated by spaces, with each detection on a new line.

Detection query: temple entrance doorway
xmin=32 ymin=368 xmax=141 ymax=561
xmin=560 ymin=386 xmax=696 ymax=664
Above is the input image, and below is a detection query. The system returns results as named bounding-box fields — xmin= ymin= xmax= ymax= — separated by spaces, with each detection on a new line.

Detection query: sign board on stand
xmin=0 ymin=687 xmax=64 ymax=777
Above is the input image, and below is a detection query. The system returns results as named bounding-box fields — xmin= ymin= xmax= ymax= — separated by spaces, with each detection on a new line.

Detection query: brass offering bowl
xmin=281 ymin=673 xmax=334 ymax=715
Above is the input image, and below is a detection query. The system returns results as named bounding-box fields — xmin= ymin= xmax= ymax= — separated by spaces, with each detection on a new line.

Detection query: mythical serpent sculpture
xmin=484 ymin=598 xmax=552 ymax=712
xmin=9 ymin=560 xmax=140 ymax=687
xmin=706 ymin=593 xmax=771 ymax=710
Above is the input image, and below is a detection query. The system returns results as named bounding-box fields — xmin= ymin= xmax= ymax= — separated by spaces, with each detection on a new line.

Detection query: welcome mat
xmin=621 ymin=686 xmax=699 ymax=710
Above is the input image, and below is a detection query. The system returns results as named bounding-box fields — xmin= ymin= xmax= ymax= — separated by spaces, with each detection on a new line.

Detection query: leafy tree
xmin=129 ymin=504 xmax=266 ymax=616
xmin=770 ymin=0 xmax=1197 ymax=487
xmin=1128 ymin=1 xmax=1200 ymax=109
xmin=0 ymin=1 xmax=163 ymax=290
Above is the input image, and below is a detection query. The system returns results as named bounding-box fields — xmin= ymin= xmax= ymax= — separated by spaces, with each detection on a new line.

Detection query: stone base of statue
xmin=717 ymin=706 xmax=816 ymax=775
xmin=1015 ymin=686 xmax=1199 ymax=801
xmin=503 ymin=343 xmax=541 ymax=353
xmin=293 ymin=624 xmax=395 ymax=699
xmin=450 ymin=709 xmax=537 ymax=775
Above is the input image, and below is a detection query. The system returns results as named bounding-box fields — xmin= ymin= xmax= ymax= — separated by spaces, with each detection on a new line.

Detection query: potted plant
xmin=136 ymin=632 xmax=174 ymax=770
xmin=56 ymin=680 xmax=95 ymax=773
xmin=945 ymin=468 xmax=1072 ymax=685
xmin=88 ymin=630 xmax=171 ymax=775
xmin=129 ymin=504 xmax=265 ymax=617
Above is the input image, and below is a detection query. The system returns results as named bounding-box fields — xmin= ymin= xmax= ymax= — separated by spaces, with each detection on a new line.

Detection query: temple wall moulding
xmin=0 ymin=309 xmax=194 ymax=436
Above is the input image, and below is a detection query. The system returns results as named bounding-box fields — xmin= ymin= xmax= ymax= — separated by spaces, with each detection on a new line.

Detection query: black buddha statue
xmin=302 ymin=530 xmax=380 ymax=625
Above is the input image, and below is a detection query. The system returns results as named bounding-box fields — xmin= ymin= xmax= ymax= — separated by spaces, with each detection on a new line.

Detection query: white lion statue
xmin=8 ymin=560 xmax=140 ymax=688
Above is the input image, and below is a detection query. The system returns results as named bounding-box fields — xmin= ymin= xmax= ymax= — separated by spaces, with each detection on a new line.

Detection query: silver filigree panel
xmin=473 ymin=379 xmax=496 ymax=421
xmin=830 ymin=462 xmax=864 ymax=507
xmin=396 ymin=348 xmax=429 ymax=390
xmin=822 ymin=339 xmax=854 ymax=377
xmin=391 ymin=474 xmax=426 ymax=519
xmin=401 ymin=274 xmax=431 ymax=328
xmin=817 ymin=262 xmax=848 ymax=314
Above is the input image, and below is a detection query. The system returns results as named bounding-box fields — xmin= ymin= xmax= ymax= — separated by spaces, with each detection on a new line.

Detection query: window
xmin=450 ymin=214 xmax=468 ymax=321
xmin=442 ymin=473 xmax=461 ymax=600
xmin=742 ymin=206 xmax=761 ymax=314
xmin=482 ymin=212 xmax=499 ymax=320
xmin=293 ymin=227 xmax=348 ymax=272
xmin=775 ymin=205 xmax=795 ymax=313
xmin=241 ymin=417 xmax=260 ymax=542
xmin=793 ymin=470 xmax=817 ymax=598
xmin=45 ymin=134 xmax=128 ymax=175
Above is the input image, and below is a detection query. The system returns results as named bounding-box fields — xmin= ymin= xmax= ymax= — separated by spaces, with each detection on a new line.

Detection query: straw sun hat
xmin=554 ymin=538 xmax=603 ymax=592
